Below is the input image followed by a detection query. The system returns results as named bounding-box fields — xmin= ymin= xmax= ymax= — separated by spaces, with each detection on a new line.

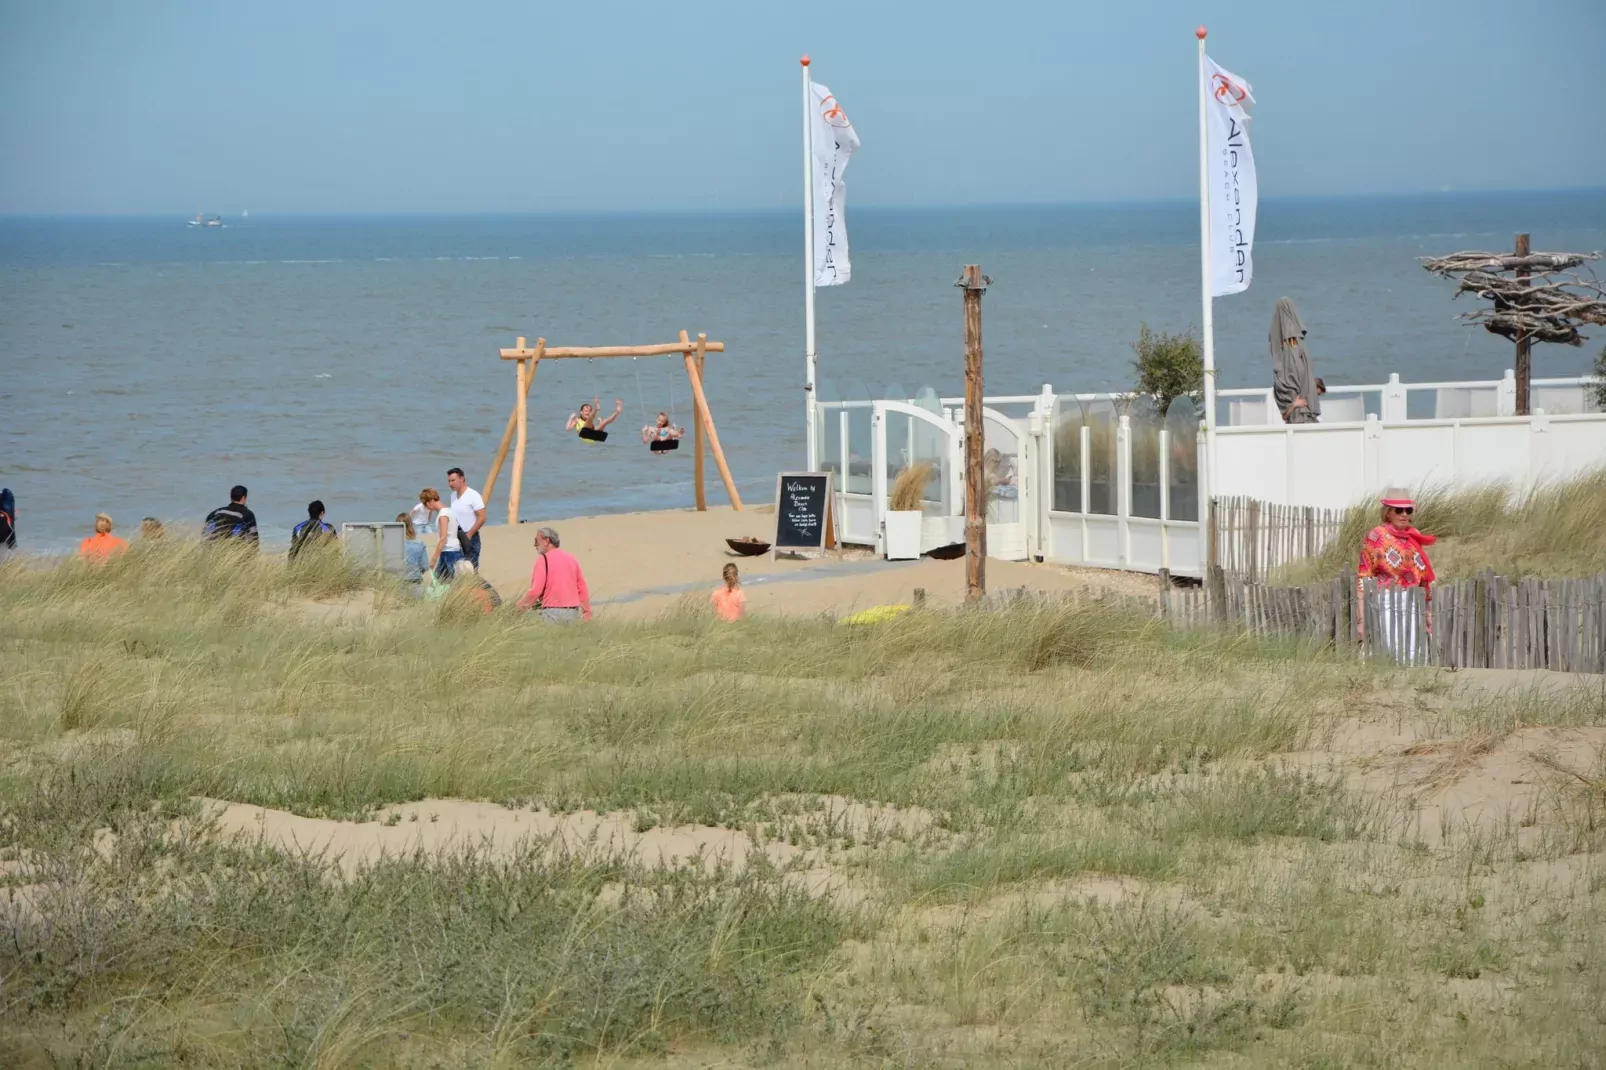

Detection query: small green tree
xmin=1130 ymin=324 xmax=1203 ymax=412
xmin=1593 ymin=344 xmax=1606 ymax=411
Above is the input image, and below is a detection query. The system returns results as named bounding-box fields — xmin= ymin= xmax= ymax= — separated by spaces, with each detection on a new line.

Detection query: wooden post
xmin=509 ymin=356 xmax=530 ymax=525
xmin=680 ymin=330 xmax=706 ymax=511
xmin=683 ymin=333 xmax=743 ymax=511
xmin=957 ymin=265 xmax=989 ymax=603
xmin=485 ymin=337 xmax=544 ymax=505
xmin=1514 ymin=233 xmax=1531 ymax=416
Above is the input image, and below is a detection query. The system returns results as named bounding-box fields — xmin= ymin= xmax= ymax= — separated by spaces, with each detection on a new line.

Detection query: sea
xmin=3 ymin=190 xmax=1604 ymax=553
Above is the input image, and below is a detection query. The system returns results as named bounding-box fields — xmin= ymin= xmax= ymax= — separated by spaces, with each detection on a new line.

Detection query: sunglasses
xmin=1390 ymin=506 xmax=1414 ymax=516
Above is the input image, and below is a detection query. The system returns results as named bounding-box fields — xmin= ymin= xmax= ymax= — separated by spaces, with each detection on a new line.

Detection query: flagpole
xmin=1195 ymin=26 xmax=1217 ymax=512
xmin=802 ymin=55 xmax=819 ymax=471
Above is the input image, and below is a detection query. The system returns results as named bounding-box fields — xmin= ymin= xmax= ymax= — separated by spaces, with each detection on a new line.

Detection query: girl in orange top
xmin=712 ymin=563 xmax=746 ymax=621
xmin=79 ymin=513 xmax=128 ymax=561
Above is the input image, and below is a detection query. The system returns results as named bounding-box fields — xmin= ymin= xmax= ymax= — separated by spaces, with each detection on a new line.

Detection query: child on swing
xmin=567 ymin=397 xmax=623 ymax=441
xmin=641 ymin=411 xmax=684 ymax=454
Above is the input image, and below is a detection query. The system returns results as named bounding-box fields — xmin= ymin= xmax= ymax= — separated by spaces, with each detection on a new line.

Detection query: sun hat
xmin=1379 ymin=488 xmax=1415 ymax=509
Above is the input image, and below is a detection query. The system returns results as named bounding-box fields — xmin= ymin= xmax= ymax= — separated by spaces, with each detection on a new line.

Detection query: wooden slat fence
xmin=980 ymin=569 xmax=1605 ymax=673
xmin=1158 ymin=568 xmax=1606 ymax=672
xmin=1209 ymin=496 xmax=1346 ymax=583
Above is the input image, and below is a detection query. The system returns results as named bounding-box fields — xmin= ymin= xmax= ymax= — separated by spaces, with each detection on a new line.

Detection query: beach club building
xmin=815 ymin=368 xmax=1606 ymax=578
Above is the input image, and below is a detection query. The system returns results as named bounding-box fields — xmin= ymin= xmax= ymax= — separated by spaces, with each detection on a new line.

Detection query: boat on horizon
xmin=187 ymin=212 xmax=224 ymax=228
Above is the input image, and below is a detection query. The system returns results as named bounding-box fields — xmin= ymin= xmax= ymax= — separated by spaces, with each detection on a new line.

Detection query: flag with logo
xmin=1203 ymin=57 xmax=1257 ymax=297
xmin=809 ymin=83 xmax=859 ymax=287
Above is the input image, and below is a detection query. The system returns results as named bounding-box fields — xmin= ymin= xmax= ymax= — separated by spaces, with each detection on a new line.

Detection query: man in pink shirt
xmin=517 ymin=526 xmax=592 ymax=622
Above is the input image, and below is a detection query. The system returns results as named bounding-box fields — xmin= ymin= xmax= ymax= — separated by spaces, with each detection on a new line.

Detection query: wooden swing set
xmin=482 ymin=330 xmax=744 ymax=524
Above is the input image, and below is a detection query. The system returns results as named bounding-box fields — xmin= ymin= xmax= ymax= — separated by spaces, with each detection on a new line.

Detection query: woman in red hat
xmin=1356 ymin=489 xmax=1436 ymax=659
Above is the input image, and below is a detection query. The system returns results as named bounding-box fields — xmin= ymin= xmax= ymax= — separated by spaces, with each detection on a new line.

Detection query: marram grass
xmin=1 ymin=541 xmax=1602 ymax=1066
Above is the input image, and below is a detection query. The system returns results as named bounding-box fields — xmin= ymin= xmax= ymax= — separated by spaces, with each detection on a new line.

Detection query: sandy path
xmin=473 ymin=508 xmax=1156 ymax=618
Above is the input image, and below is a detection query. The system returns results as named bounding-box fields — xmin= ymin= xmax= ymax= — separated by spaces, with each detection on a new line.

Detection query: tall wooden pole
xmin=681 ymin=329 xmax=707 ymax=511
xmin=509 ymin=356 xmax=530 ymax=524
xmin=683 ymin=333 xmax=743 ymax=510
xmin=1514 ymin=232 xmax=1531 ymax=417
xmin=957 ymin=265 xmax=989 ymax=602
xmin=485 ymin=336 xmax=544 ymax=506
xmin=696 ymin=346 xmax=707 ymax=496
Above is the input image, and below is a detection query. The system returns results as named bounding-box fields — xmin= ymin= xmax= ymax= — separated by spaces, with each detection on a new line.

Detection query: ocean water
xmin=3 ymin=191 xmax=1604 ymax=552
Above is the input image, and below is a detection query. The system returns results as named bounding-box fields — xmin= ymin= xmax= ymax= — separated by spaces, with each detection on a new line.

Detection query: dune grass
xmin=1 ymin=543 xmax=1603 ymax=1066
xmin=1280 ymin=467 xmax=1606 ymax=585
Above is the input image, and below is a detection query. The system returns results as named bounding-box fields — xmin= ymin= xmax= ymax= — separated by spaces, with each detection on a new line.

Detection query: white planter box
xmin=885 ymin=511 xmax=923 ymax=560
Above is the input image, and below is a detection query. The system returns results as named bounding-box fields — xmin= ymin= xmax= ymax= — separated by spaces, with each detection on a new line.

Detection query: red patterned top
xmin=1357 ymin=524 xmax=1437 ymax=593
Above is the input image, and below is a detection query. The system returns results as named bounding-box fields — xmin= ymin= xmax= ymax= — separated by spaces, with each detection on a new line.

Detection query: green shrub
xmin=1131 ymin=324 xmax=1203 ymax=412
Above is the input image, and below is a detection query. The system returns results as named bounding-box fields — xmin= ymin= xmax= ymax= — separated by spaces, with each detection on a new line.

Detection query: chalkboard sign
xmin=773 ymin=471 xmax=834 ymax=555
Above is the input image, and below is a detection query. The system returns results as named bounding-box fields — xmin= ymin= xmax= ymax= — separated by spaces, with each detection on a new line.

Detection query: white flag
xmin=1204 ymin=57 xmax=1257 ymax=297
xmin=810 ymin=82 xmax=859 ymax=287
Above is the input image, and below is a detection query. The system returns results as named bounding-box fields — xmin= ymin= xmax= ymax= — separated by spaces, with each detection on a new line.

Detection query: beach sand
xmin=472 ymin=506 xmax=1156 ymax=619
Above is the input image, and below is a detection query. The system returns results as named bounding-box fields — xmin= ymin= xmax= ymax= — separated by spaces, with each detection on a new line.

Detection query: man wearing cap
xmin=1356 ymin=489 xmax=1437 ymax=661
xmin=517 ymin=526 xmax=592 ymax=623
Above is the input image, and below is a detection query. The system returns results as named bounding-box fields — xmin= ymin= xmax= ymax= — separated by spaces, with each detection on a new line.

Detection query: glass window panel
xmin=1129 ymin=396 xmax=1163 ymax=519
xmin=1164 ymin=395 xmax=1200 ymax=522
xmin=983 ymin=414 xmax=1021 ymax=523
xmin=1052 ymin=396 xmax=1087 ymax=513
xmin=845 ymin=381 xmax=873 ymax=495
xmin=1085 ymin=397 xmax=1118 ymax=516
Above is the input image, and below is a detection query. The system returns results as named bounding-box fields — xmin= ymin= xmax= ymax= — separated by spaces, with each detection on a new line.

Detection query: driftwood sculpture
xmin=1422 ymin=239 xmax=1605 ymax=414
xmin=1421 ymin=249 xmax=1605 ymax=346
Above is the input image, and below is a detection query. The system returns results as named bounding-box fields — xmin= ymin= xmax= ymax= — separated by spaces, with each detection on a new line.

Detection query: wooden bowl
xmin=726 ymin=537 xmax=771 ymax=556
xmin=924 ymin=542 xmax=965 ymax=560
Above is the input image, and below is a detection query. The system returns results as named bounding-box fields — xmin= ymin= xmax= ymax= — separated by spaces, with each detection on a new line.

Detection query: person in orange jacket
xmin=79 ymin=513 xmax=128 ymax=561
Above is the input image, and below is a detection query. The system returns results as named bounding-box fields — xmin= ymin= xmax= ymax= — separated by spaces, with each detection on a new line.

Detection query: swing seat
xmin=578 ymin=427 xmax=609 ymax=443
xmin=649 ymin=438 xmax=680 ymax=453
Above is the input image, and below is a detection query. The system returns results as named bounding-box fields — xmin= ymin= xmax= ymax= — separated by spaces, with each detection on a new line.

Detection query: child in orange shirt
xmin=78 ymin=513 xmax=128 ymax=561
xmin=711 ymin=563 xmax=746 ymax=621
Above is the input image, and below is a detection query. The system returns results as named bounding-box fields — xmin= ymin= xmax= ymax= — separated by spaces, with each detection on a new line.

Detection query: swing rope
xmin=632 ymin=357 xmax=680 ymax=430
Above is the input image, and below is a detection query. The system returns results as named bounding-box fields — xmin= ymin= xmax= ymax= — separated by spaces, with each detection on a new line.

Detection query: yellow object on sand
xmin=838 ymin=604 xmax=913 ymax=626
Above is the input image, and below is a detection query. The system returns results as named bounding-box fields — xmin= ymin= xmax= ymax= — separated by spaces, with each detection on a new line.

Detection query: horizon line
xmin=3 ymin=186 xmax=1604 ymax=221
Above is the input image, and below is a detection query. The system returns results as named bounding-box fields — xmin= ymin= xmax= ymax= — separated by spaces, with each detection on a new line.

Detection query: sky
xmin=2 ymin=0 xmax=1604 ymax=215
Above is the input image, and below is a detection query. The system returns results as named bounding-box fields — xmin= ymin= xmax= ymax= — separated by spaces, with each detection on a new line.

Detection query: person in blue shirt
xmin=397 ymin=511 xmax=432 ymax=582
xmin=203 ymin=485 xmax=258 ymax=545
xmin=288 ymin=500 xmax=337 ymax=562
xmin=0 ymin=487 xmax=15 ymax=552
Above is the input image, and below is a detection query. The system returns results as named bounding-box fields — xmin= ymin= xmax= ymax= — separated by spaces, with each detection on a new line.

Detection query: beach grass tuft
xmin=1279 ymin=467 xmax=1606 ymax=583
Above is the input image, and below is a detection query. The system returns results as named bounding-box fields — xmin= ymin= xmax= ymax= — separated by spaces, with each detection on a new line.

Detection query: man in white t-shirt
xmin=446 ymin=467 xmax=486 ymax=568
